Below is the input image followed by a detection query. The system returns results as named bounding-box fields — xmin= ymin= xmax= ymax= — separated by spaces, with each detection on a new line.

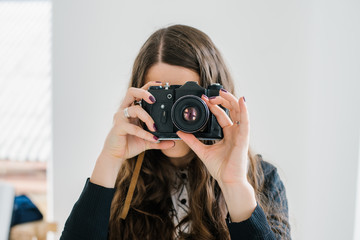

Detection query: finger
xmin=120 ymin=87 xmax=156 ymax=109
xmin=207 ymin=95 xmax=238 ymax=122
xmin=118 ymin=122 xmax=159 ymax=142
xmin=140 ymin=81 xmax=162 ymax=90
xmin=238 ymin=96 xmax=250 ymax=135
xmin=201 ymin=95 xmax=232 ymax=128
xmin=125 ymin=105 xmax=157 ymax=132
xmin=219 ymin=89 xmax=241 ymax=120
xmin=208 ymin=95 xmax=232 ymax=110
xmin=136 ymin=81 xmax=162 ymax=103
xmin=176 ymin=131 xmax=207 ymax=159
xmin=147 ymin=140 xmax=175 ymax=150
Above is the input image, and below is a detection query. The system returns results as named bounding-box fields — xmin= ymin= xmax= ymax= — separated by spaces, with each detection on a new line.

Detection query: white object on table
xmin=0 ymin=181 xmax=15 ymax=240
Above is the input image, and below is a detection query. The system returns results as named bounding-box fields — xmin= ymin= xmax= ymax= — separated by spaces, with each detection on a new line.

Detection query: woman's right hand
xmin=91 ymin=81 xmax=175 ymax=188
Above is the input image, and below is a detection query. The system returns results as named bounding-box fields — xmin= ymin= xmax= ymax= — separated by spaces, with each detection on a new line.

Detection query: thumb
xmin=148 ymin=140 xmax=175 ymax=150
xmin=176 ymin=131 xmax=206 ymax=159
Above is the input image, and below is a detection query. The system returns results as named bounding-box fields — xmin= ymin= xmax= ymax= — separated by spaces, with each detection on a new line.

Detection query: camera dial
xmin=208 ymin=83 xmax=222 ymax=89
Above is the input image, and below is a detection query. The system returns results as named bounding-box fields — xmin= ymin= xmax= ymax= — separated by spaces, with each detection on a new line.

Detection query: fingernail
xmin=149 ymin=95 xmax=156 ymax=103
xmin=172 ymin=141 xmax=176 ymax=147
xmin=202 ymin=94 xmax=208 ymax=99
xmin=153 ymin=135 xmax=159 ymax=141
xmin=156 ymin=81 xmax=162 ymax=83
xmin=243 ymin=96 xmax=246 ymax=102
xmin=220 ymin=88 xmax=227 ymax=93
xmin=153 ymin=123 xmax=158 ymax=132
xmin=209 ymin=96 xmax=217 ymax=100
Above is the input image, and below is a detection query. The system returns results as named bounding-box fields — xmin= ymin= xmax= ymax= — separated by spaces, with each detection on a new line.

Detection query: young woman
xmin=60 ymin=24 xmax=291 ymax=240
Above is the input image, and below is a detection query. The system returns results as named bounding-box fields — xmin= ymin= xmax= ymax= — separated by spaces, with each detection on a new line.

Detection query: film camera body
xmin=142 ymin=81 xmax=228 ymax=140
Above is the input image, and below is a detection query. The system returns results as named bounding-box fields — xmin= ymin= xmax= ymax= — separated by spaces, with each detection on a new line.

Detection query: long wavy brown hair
xmin=109 ymin=24 xmax=289 ymax=239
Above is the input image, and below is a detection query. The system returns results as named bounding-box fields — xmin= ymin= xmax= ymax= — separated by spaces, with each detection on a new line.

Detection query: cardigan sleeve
xmin=262 ymin=160 xmax=291 ymax=239
xmin=60 ymin=178 xmax=116 ymax=240
xmin=226 ymin=158 xmax=291 ymax=239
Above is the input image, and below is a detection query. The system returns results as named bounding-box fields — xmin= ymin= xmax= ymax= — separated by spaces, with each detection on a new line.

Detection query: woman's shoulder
xmin=255 ymin=154 xmax=285 ymax=190
xmin=256 ymin=154 xmax=277 ymax=175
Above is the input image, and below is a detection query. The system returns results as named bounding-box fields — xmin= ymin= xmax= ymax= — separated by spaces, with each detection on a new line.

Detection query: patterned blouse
xmin=170 ymin=167 xmax=190 ymax=238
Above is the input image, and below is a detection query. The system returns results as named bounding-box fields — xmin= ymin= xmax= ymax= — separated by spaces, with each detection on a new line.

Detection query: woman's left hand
xmin=177 ymin=89 xmax=250 ymax=186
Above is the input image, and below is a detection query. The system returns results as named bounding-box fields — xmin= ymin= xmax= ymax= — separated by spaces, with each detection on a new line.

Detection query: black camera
xmin=142 ymin=81 xmax=228 ymax=140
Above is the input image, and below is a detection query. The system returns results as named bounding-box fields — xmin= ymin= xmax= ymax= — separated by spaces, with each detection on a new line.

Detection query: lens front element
xmin=183 ymin=107 xmax=198 ymax=122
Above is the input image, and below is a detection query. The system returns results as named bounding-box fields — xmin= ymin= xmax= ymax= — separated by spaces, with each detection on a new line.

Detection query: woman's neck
xmin=168 ymin=150 xmax=196 ymax=169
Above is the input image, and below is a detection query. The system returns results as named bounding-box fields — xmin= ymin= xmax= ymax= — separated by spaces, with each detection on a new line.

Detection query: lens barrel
xmin=171 ymin=95 xmax=209 ymax=133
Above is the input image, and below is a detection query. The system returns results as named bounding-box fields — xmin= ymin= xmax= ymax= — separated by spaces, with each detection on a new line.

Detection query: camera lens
xmin=183 ymin=107 xmax=198 ymax=122
xmin=171 ymin=95 xmax=209 ymax=133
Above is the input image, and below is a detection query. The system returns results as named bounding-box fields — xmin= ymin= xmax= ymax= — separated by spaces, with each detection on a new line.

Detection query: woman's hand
xmin=91 ymin=81 xmax=175 ymax=188
xmin=177 ymin=89 xmax=250 ymax=185
xmin=177 ymin=89 xmax=256 ymax=222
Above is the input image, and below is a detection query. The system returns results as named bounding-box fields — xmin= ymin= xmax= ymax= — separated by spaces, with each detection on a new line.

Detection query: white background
xmin=51 ymin=0 xmax=360 ymax=239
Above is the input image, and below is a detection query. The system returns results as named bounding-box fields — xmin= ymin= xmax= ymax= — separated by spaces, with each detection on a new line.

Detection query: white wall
xmin=355 ymin=133 xmax=360 ymax=240
xmin=52 ymin=0 xmax=360 ymax=239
